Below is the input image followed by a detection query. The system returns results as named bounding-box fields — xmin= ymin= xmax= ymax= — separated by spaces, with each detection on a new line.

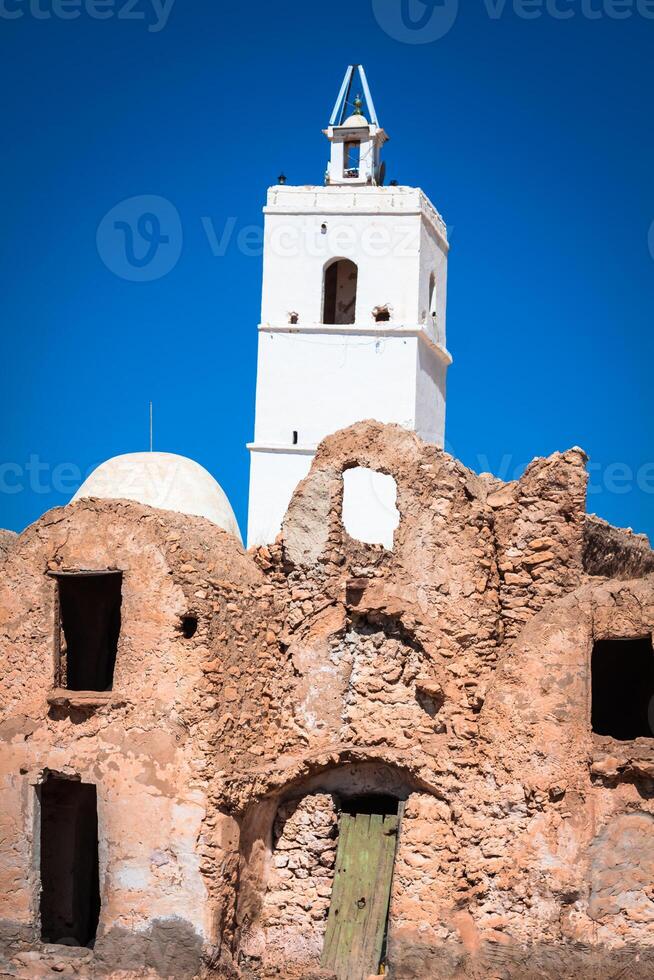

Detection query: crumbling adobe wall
xmin=0 ymin=499 xmax=270 ymax=978
xmin=472 ymin=574 xmax=654 ymax=976
xmin=0 ymin=529 xmax=16 ymax=560
xmin=231 ymin=422 xmax=654 ymax=979
xmin=229 ymin=424 xmax=592 ymax=810
xmin=487 ymin=448 xmax=589 ymax=640
xmin=252 ymin=794 xmax=337 ymax=972
xmin=387 ymin=792 xmax=459 ymax=972
xmin=584 ymin=514 xmax=654 ymax=580
xmin=1 ymin=420 xmax=653 ymax=979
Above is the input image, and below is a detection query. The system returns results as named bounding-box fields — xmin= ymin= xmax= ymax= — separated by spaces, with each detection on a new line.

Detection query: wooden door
xmin=321 ymin=810 xmax=399 ymax=979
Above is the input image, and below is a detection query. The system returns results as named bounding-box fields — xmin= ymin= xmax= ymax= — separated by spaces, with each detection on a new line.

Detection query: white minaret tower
xmin=247 ymin=65 xmax=452 ymax=547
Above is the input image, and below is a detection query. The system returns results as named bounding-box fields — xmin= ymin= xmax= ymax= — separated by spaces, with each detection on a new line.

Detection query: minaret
xmin=247 ymin=65 xmax=452 ymax=547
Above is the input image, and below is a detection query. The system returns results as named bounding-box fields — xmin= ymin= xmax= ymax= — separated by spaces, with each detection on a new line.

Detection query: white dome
xmin=71 ymin=452 xmax=242 ymax=543
xmin=342 ymin=112 xmax=369 ymax=128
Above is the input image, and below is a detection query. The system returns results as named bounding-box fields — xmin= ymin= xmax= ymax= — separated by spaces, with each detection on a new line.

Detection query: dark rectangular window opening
xmin=344 ymin=141 xmax=360 ymax=178
xmin=292 ymin=430 xmax=298 ymax=446
xmin=592 ymin=636 xmax=654 ymax=740
xmin=338 ymin=794 xmax=399 ymax=816
xmin=39 ymin=774 xmax=100 ymax=948
xmin=56 ymin=572 xmax=122 ymax=691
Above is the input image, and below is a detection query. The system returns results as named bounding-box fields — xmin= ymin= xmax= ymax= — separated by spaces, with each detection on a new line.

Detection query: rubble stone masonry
xmin=1 ymin=421 xmax=653 ymax=978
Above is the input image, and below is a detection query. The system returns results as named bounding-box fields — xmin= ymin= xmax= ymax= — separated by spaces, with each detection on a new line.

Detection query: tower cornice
xmin=264 ymin=185 xmax=448 ymax=250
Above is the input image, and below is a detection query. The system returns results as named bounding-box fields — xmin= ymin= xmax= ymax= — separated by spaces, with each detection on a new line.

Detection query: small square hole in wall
xmin=54 ymin=572 xmax=122 ymax=692
xmin=342 ymin=468 xmax=399 ymax=550
xmin=591 ymin=636 xmax=654 ymax=740
xmin=181 ymin=615 xmax=198 ymax=639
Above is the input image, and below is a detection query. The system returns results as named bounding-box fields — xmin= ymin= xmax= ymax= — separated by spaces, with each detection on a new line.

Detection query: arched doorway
xmin=323 ymin=259 xmax=358 ymax=325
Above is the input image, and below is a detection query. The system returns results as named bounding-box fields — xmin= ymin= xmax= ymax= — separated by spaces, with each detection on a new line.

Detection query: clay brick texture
xmin=1 ymin=421 xmax=653 ymax=979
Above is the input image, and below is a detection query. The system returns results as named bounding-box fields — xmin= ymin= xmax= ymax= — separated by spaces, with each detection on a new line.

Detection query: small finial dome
xmin=342 ymin=111 xmax=369 ymax=129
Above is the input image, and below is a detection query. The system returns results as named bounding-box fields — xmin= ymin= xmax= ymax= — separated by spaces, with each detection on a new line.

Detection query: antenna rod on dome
xmin=149 ymin=401 xmax=153 ymax=453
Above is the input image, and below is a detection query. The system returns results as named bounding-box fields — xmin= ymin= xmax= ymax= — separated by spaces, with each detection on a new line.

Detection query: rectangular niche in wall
xmin=53 ymin=571 xmax=122 ymax=691
xmin=39 ymin=774 xmax=100 ymax=947
xmin=591 ymin=636 xmax=654 ymax=740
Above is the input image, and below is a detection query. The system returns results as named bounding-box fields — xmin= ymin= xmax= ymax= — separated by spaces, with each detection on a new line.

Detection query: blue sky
xmin=0 ymin=0 xmax=652 ymax=542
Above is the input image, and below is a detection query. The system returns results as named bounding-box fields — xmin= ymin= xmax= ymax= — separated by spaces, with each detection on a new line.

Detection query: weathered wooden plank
xmin=321 ymin=812 xmax=354 ymax=966
xmin=362 ymin=814 xmax=398 ymax=972
xmin=321 ymin=808 xmax=399 ymax=980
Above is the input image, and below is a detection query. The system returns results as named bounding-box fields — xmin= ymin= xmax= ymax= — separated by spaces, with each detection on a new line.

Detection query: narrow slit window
xmin=428 ymin=272 xmax=437 ymax=318
xmin=591 ymin=636 xmax=654 ymax=740
xmin=39 ymin=774 xmax=100 ymax=948
xmin=292 ymin=430 xmax=299 ymax=446
xmin=55 ymin=572 xmax=122 ymax=691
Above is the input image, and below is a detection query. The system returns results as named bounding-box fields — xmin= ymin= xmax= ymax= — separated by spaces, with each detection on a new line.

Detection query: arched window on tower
xmin=323 ymin=259 xmax=358 ymax=325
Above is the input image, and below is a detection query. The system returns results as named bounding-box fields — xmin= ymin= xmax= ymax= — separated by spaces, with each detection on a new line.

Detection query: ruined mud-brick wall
xmin=1 ymin=420 xmax=654 ymax=980
xmin=228 ymin=421 xmax=654 ymax=980
xmin=584 ymin=513 xmax=654 ymax=580
xmin=253 ymin=794 xmax=337 ymax=969
xmin=0 ymin=499 xmax=273 ymax=979
xmin=480 ymin=574 xmax=654 ymax=977
xmin=0 ymin=528 xmax=16 ymax=560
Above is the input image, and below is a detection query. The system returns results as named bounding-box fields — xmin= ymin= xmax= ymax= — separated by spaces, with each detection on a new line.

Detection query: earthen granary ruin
xmin=2 ymin=65 xmax=653 ymax=980
xmin=2 ymin=422 xmax=654 ymax=978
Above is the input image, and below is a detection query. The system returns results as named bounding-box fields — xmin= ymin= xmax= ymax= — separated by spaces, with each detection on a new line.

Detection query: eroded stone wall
xmin=1 ymin=421 xmax=654 ymax=979
xmin=256 ymin=794 xmax=337 ymax=971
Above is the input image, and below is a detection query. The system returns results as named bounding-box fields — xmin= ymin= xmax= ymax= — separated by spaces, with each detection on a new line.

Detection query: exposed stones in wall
xmin=336 ymin=619 xmax=442 ymax=751
xmin=0 ymin=530 xmax=16 ymax=561
xmin=388 ymin=793 xmax=458 ymax=975
xmin=256 ymin=794 xmax=337 ymax=972
xmin=584 ymin=514 xmax=654 ymax=580
xmin=489 ymin=449 xmax=588 ymax=640
xmin=2 ymin=421 xmax=654 ymax=979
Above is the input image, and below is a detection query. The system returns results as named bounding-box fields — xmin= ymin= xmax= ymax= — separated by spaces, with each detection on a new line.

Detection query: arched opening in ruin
xmin=322 ymin=258 xmax=358 ymax=325
xmin=236 ymin=761 xmax=440 ymax=980
xmin=342 ymin=467 xmax=399 ymax=550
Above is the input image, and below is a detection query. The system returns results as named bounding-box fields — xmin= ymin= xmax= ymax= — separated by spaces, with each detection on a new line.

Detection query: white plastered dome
xmin=342 ymin=112 xmax=369 ymax=128
xmin=71 ymin=452 xmax=242 ymax=543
